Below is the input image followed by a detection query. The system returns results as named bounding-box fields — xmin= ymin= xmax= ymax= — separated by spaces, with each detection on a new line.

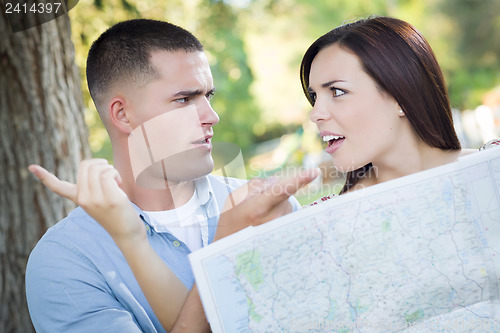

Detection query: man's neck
xmin=113 ymin=150 xmax=196 ymax=212
xmin=125 ymin=179 xmax=195 ymax=212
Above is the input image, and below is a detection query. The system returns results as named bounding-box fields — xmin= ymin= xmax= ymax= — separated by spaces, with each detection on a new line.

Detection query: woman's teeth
xmin=322 ymin=135 xmax=345 ymax=144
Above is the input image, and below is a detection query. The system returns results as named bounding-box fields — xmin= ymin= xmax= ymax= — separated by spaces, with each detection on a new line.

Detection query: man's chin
xmin=177 ymin=161 xmax=214 ymax=182
xmin=134 ymin=159 xmax=214 ymax=189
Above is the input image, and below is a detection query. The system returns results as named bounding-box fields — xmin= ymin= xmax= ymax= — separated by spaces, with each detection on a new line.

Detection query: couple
xmin=26 ymin=16 xmax=494 ymax=332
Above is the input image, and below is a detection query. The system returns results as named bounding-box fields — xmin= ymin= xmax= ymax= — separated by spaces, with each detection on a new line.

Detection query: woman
xmin=302 ymin=16 xmax=465 ymax=196
xmin=29 ymin=16 xmax=499 ymax=331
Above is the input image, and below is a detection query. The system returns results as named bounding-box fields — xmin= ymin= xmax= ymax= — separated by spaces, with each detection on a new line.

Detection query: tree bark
xmin=0 ymin=11 xmax=90 ymax=333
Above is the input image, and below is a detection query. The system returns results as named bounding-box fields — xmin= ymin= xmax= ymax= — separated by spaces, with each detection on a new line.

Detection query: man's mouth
xmin=193 ymin=136 xmax=212 ymax=145
xmin=322 ymin=135 xmax=345 ymax=147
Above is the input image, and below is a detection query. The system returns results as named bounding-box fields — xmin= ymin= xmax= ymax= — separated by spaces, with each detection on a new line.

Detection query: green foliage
xmin=196 ymin=1 xmax=260 ymax=151
xmin=69 ymin=0 xmax=500 ymax=162
xmin=119 ymin=0 xmax=140 ymax=15
xmin=438 ymin=0 xmax=500 ymax=108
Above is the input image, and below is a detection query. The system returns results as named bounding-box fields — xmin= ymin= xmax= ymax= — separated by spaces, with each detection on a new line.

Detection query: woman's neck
xmin=353 ymin=145 xmax=462 ymax=192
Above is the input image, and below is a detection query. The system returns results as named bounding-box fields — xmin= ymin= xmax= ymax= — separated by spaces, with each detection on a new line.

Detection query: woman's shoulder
xmin=459 ymin=139 xmax=500 ymax=157
xmin=479 ymin=138 xmax=500 ymax=151
xmin=304 ymin=194 xmax=338 ymax=208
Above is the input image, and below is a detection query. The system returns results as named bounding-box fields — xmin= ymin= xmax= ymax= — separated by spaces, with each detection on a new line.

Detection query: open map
xmin=190 ymin=147 xmax=500 ymax=332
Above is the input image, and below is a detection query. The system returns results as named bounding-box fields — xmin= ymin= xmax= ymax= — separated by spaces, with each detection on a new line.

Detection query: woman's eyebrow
xmin=321 ymin=80 xmax=346 ymax=88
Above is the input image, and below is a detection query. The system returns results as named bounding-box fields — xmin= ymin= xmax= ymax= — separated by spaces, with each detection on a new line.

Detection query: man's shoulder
xmin=31 ymin=207 xmax=110 ymax=253
xmin=42 ymin=206 xmax=100 ymax=232
xmin=25 ymin=209 xmax=159 ymax=333
xmin=26 ymin=206 xmax=121 ymax=287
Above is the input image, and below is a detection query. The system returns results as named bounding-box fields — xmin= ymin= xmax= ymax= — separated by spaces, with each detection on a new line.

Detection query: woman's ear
xmin=108 ymin=97 xmax=132 ymax=135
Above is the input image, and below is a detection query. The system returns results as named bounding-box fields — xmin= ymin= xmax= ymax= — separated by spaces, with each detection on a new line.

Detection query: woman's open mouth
xmin=322 ymin=134 xmax=345 ymax=154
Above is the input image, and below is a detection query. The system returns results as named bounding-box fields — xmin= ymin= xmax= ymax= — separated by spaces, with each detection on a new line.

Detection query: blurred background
xmin=1 ymin=0 xmax=500 ymax=331
xmin=69 ymin=0 xmax=500 ymax=203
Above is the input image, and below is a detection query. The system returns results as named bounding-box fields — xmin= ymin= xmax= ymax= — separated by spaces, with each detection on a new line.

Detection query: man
xmin=26 ymin=18 xmax=305 ymax=332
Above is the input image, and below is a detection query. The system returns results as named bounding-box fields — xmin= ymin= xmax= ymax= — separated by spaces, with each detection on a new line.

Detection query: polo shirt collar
xmin=130 ymin=175 xmax=215 ymax=233
xmin=193 ymin=175 xmax=213 ymax=207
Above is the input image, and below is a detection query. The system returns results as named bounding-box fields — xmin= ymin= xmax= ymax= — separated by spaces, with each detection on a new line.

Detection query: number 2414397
xmin=5 ymin=2 xmax=62 ymax=14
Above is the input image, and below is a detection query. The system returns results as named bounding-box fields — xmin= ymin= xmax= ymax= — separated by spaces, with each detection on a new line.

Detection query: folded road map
xmin=190 ymin=147 xmax=500 ymax=332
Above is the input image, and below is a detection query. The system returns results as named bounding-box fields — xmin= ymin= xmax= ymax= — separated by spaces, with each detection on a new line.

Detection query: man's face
xmin=126 ymin=50 xmax=219 ymax=187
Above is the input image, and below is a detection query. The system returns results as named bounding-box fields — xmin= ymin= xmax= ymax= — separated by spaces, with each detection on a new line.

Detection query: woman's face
xmin=308 ymin=43 xmax=403 ymax=172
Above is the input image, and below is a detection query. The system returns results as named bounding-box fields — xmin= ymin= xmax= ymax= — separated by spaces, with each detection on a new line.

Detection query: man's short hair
xmin=86 ymin=19 xmax=203 ymax=117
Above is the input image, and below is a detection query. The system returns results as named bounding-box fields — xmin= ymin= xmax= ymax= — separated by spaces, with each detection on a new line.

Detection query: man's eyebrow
xmin=173 ymin=89 xmax=203 ymax=97
xmin=173 ymin=87 xmax=216 ymax=97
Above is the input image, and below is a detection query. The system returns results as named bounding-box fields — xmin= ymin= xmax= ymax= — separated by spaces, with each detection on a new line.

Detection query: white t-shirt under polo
xmin=145 ymin=190 xmax=207 ymax=252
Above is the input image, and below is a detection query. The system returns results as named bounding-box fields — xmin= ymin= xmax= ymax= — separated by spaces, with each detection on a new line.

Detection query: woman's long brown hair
xmin=300 ymin=16 xmax=460 ymax=194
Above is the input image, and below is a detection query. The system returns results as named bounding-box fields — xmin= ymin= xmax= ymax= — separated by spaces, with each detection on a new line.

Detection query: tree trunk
xmin=0 ymin=11 xmax=90 ymax=333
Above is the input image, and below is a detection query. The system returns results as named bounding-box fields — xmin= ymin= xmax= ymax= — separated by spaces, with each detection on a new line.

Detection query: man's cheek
xmin=147 ymin=106 xmax=202 ymax=160
xmin=127 ymin=105 xmax=203 ymax=182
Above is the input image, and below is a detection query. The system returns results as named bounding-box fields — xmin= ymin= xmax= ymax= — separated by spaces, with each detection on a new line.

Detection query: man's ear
xmin=108 ymin=97 xmax=132 ymax=135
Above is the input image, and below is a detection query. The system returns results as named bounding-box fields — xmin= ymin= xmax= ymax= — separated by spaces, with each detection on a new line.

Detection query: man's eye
xmin=176 ymin=97 xmax=190 ymax=103
xmin=331 ymin=87 xmax=346 ymax=97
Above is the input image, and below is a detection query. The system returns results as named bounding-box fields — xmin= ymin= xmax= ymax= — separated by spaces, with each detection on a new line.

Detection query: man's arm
xmin=172 ymin=169 xmax=321 ymax=332
xmin=29 ymin=160 xmax=188 ymax=331
xmin=26 ymin=233 xmax=145 ymax=333
xmin=170 ymin=284 xmax=209 ymax=332
xmin=29 ymin=160 xmax=319 ymax=332
xmin=171 ymin=170 xmax=319 ymax=332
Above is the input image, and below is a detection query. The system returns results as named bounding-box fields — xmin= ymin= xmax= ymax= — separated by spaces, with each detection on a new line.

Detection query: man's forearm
xmin=171 ymin=284 xmax=210 ymax=333
xmin=116 ymin=236 xmax=189 ymax=331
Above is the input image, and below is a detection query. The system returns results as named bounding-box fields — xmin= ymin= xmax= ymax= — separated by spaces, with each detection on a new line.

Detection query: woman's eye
xmin=309 ymin=92 xmax=317 ymax=104
xmin=206 ymin=92 xmax=214 ymax=100
xmin=331 ymin=88 xmax=346 ymax=97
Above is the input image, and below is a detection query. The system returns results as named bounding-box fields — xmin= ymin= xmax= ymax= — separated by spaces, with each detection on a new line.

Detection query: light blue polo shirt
xmin=25 ymin=175 xmax=301 ymax=333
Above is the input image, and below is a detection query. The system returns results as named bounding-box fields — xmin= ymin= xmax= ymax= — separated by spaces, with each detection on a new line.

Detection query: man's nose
xmin=198 ymin=98 xmax=219 ymax=126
